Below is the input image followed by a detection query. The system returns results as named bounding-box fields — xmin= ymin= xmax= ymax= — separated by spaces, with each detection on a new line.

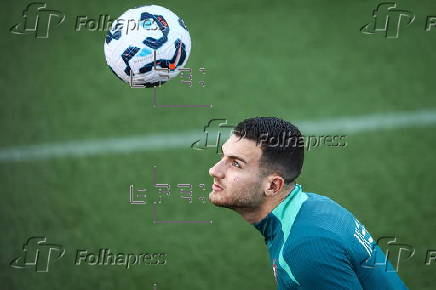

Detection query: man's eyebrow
xmin=221 ymin=145 xmax=248 ymax=164
xmin=227 ymin=155 xmax=247 ymax=164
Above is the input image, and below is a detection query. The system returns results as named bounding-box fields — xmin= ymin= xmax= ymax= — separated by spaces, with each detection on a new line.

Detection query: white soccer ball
xmin=104 ymin=5 xmax=191 ymax=87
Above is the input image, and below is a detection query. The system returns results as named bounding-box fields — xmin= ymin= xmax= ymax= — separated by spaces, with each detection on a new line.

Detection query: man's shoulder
xmin=290 ymin=191 xmax=358 ymax=245
xmin=298 ymin=191 xmax=356 ymax=226
xmin=285 ymin=190 xmax=376 ymax=264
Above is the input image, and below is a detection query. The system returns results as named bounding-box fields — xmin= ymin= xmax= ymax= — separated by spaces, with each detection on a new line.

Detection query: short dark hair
xmin=233 ymin=117 xmax=304 ymax=184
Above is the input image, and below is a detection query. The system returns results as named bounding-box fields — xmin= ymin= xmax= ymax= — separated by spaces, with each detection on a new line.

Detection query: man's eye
xmin=232 ymin=160 xmax=241 ymax=168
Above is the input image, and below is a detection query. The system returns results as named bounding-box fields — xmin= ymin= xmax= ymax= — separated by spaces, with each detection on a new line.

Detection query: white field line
xmin=1 ymin=110 xmax=436 ymax=162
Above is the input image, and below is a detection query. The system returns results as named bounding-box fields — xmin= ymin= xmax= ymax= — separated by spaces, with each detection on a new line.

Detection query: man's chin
xmin=208 ymin=191 xmax=256 ymax=209
xmin=209 ymin=191 xmax=234 ymax=208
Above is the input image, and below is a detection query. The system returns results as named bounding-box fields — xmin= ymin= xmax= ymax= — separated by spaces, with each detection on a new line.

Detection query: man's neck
xmin=233 ymin=185 xmax=295 ymax=224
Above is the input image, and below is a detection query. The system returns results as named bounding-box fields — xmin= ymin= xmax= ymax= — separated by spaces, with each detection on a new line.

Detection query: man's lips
xmin=212 ymin=183 xmax=224 ymax=191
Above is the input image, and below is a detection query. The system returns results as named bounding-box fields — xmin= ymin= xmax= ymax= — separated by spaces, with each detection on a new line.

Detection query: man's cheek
xmin=232 ymin=172 xmax=250 ymax=183
xmin=232 ymin=173 xmax=257 ymax=186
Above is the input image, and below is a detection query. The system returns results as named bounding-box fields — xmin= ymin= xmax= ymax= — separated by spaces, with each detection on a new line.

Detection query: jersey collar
xmin=253 ymin=184 xmax=302 ymax=242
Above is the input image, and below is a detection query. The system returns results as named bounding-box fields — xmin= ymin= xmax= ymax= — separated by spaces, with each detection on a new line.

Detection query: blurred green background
xmin=1 ymin=0 xmax=435 ymax=289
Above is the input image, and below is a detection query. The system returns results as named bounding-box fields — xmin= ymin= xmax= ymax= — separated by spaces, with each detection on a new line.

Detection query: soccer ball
xmin=104 ymin=5 xmax=191 ymax=87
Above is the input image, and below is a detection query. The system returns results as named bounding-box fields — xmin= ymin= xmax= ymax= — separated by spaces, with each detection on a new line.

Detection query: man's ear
xmin=264 ymin=174 xmax=285 ymax=197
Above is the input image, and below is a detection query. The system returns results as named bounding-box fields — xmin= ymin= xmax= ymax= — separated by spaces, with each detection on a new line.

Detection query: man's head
xmin=208 ymin=117 xmax=304 ymax=209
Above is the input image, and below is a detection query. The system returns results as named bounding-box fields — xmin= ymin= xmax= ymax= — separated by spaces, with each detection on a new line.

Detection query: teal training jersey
xmin=253 ymin=184 xmax=407 ymax=289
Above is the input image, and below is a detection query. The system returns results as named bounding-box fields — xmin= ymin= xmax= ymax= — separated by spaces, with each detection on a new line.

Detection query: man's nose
xmin=209 ymin=160 xmax=225 ymax=179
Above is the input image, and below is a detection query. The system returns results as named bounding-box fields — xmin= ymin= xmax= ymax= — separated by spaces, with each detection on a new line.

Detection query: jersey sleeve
xmin=284 ymin=235 xmax=363 ymax=289
xmin=352 ymin=244 xmax=409 ymax=289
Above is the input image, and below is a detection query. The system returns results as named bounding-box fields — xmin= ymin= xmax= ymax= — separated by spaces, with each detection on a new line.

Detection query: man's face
xmin=208 ymin=134 xmax=266 ymax=209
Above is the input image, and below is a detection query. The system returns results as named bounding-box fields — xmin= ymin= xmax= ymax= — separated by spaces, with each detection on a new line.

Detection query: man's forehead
xmin=222 ymin=135 xmax=261 ymax=162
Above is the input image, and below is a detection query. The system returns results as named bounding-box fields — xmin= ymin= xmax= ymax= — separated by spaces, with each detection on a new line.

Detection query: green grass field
xmin=1 ymin=0 xmax=436 ymax=289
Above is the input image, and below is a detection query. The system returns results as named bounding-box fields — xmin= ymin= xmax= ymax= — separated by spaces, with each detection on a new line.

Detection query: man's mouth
xmin=212 ymin=183 xmax=224 ymax=191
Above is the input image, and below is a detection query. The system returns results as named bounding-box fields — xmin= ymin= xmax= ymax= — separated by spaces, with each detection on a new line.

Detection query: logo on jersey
xmin=353 ymin=219 xmax=374 ymax=256
xmin=272 ymin=259 xmax=278 ymax=284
